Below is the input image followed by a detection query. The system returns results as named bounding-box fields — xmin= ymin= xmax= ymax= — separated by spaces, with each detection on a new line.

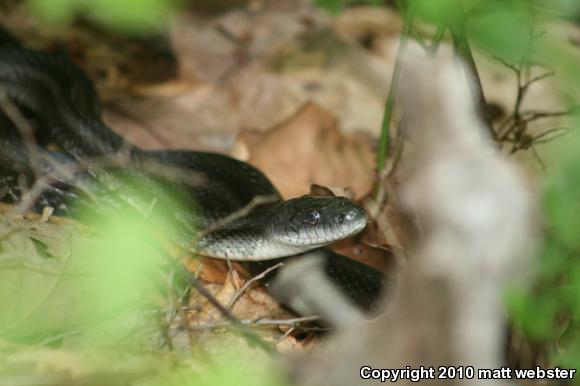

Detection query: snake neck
xmin=192 ymin=203 xmax=306 ymax=260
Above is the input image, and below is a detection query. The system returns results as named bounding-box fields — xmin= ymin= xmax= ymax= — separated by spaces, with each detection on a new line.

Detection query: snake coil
xmin=0 ymin=27 xmax=386 ymax=310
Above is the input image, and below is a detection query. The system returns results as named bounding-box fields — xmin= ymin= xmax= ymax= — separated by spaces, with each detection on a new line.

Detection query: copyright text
xmin=359 ymin=365 xmax=576 ymax=382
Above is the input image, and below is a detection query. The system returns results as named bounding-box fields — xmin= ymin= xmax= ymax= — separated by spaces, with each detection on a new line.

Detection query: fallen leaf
xmin=309 ymin=184 xmax=355 ymax=199
xmin=331 ymin=230 xmax=395 ymax=274
xmin=188 ymin=267 xmax=290 ymax=327
xmin=236 ymin=102 xmax=376 ymax=198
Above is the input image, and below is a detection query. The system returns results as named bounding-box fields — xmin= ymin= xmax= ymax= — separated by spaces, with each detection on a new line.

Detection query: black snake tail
xmin=0 ymin=26 xmax=22 ymax=48
xmin=245 ymin=249 xmax=386 ymax=310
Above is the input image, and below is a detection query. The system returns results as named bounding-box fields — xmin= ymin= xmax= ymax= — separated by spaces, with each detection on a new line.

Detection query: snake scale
xmin=0 ymin=27 xmax=385 ymax=310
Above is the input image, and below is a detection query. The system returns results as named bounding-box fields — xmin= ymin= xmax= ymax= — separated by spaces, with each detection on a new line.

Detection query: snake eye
xmin=306 ymin=210 xmax=321 ymax=225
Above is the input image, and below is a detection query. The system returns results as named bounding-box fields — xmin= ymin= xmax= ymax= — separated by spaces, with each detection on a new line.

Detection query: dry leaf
xmin=236 ymin=102 xmax=375 ymax=198
xmin=331 ymin=231 xmax=395 ymax=274
xmin=309 ymin=184 xmax=355 ymax=199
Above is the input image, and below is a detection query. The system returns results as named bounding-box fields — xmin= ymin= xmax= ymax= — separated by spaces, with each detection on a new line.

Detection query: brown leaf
xmin=236 ymin=102 xmax=375 ymax=198
xmin=185 ymin=257 xmax=230 ymax=284
xmin=331 ymin=231 xmax=395 ymax=275
xmin=309 ymin=184 xmax=355 ymax=199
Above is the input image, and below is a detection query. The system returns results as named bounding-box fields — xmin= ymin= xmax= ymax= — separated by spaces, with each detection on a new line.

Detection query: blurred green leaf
xmin=0 ymin=218 xmax=93 ymax=341
xmin=507 ymin=115 xmax=580 ymax=367
xmin=409 ymin=0 xmax=455 ymax=25
xmin=314 ymin=0 xmax=384 ymax=14
xmin=0 ymin=210 xmax=168 ymax=348
xmin=507 ymin=286 xmax=561 ymax=340
xmin=315 ymin=0 xmax=346 ymax=14
xmin=78 ymin=210 xmax=166 ymax=338
xmin=27 ymin=0 xmax=177 ymax=33
xmin=543 ymin=136 xmax=580 ymax=250
xmin=467 ymin=0 xmax=535 ymax=62
xmin=27 ymin=0 xmax=76 ymax=23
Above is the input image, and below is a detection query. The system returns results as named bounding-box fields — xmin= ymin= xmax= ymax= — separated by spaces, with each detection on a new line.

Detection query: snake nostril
xmin=336 ymin=213 xmax=346 ymax=224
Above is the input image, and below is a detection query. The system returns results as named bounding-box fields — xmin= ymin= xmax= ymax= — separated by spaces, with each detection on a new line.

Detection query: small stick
xmin=190 ymin=315 xmax=321 ymax=330
xmin=187 ymin=276 xmax=276 ymax=354
xmin=0 ymin=92 xmax=43 ymax=179
xmin=226 ymin=262 xmax=284 ymax=310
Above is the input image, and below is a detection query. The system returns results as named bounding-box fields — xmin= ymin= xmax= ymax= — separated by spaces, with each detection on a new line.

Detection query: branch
xmin=270 ymin=253 xmax=365 ymax=328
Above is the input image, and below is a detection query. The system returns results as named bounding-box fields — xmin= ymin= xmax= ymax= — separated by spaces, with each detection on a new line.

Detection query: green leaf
xmin=467 ymin=0 xmax=535 ymax=62
xmin=27 ymin=0 xmax=176 ymax=34
xmin=409 ymin=0 xmax=456 ymax=25
xmin=314 ymin=0 xmax=345 ymax=14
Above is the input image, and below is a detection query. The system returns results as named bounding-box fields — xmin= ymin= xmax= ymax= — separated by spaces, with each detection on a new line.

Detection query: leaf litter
xmin=3 ymin=0 xmax=567 ymax=378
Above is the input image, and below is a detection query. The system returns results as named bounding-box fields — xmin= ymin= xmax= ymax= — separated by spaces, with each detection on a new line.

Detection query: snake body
xmin=0 ymin=27 xmax=385 ymax=309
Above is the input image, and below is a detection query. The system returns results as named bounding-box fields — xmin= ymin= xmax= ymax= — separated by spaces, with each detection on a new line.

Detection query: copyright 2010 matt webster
xmin=359 ymin=365 xmax=577 ymax=382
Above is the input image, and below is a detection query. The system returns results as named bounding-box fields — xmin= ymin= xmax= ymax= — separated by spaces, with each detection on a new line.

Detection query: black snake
xmin=0 ymin=27 xmax=385 ymax=310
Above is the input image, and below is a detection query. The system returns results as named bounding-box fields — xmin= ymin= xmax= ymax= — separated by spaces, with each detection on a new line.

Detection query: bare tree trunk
xmin=287 ymin=46 xmax=537 ymax=386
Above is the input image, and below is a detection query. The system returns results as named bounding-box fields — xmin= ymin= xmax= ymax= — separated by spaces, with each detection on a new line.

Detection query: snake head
xmin=271 ymin=195 xmax=369 ymax=249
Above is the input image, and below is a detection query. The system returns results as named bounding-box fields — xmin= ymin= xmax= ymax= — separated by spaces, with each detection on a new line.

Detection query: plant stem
xmin=429 ymin=24 xmax=447 ymax=55
xmin=446 ymin=0 xmax=496 ymax=139
xmin=376 ymin=4 xmax=413 ymax=174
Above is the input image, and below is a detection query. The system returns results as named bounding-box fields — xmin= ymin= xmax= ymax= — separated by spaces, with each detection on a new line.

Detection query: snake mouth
xmin=271 ymin=195 xmax=369 ymax=249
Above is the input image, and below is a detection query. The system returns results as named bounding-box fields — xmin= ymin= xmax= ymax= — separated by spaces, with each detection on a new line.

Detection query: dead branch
xmin=270 ymin=253 xmax=365 ymax=328
xmin=492 ymin=25 xmax=574 ymax=161
xmin=290 ymin=47 xmax=536 ymax=386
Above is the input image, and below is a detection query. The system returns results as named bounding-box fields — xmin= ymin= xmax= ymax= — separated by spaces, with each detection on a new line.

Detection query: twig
xmin=0 ymin=92 xmax=43 ymax=179
xmin=226 ymin=262 xmax=284 ymax=310
xmin=509 ymin=127 xmax=574 ymax=154
xmin=492 ymin=22 xmax=570 ymax=160
xmin=530 ymin=145 xmax=547 ymax=174
xmin=187 ymin=276 xmax=276 ymax=354
xmin=493 ymin=50 xmax=571 ymax=170
xmin=10 ymin=150 xmax=205 ymax=215
xmin=494 ymin=55 xmax=571 ymax=155
xmin=104 ymin=103 xmax=173 ymax=148
xmin=520 ymin=110 xmax=570 ymax=122
xmin=277 ymin=326 xmax=296 ymax=344
xmin=189 ymin=315 xmax=321 ymax=330
xmin=494 ymin=56 xmax=520 ymax=74
xmin=530 ymin=127 xmax=573 ymax=143
xmin=495 ymin=56 xmax=554 ymax=138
